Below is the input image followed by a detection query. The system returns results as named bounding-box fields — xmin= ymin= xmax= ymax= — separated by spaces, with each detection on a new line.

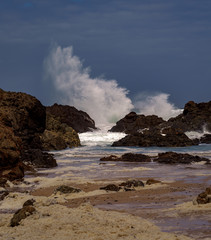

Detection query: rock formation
xmin=40 ymin=113 xmax=80 ymax=151
xmin=109 ymin=112 xmax=165 ymax=134
xmin=100 ymin=153 xmax=151 ymax=162
xmin=47 ymin=103 xmax=97 ymax=133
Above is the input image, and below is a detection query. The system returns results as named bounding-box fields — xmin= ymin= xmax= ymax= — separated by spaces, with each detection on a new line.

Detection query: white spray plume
xmin=134 ymin=93 xmax=182 ymax=120
xmin=44 ymin=45 xmax=133 ymax=125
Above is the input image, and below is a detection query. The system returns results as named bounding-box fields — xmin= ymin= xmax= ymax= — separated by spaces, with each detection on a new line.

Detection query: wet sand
xmin=31 ymin=178 xmax=211 ymax=240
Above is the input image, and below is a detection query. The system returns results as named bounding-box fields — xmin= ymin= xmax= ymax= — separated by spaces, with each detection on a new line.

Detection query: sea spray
xmin=134 ymin=92 xmax=182 ymax=120
xmin=44 ymin=45 xmax=133 ymax=125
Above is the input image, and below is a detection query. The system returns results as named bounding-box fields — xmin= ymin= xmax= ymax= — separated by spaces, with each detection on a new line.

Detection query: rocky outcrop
xmin=200 ymin=134 xmax=211 ymax=144
xmin=47 ymin=103 xmax=97 ymax=133
xmin=0 ymin=89 xmax=57 ymax=181
xmin=100 ymin=184 xmax=121 ymax=192
xmin=166 ymin=101 xmax=211 ymax=132
xmin=54 ymin=185 xmax=81 ymax=194
xmin=40 ymin=113 xmax=80 ymax=151
xmin=112 ymin=127 xmax=196 ymax=147
xmin=154 ymin=152 xmax=210 ymax=164
xmin=100 ymin=153 xmax=151 ymax=162
xmin=109 ymin=112 xmax=165 ymax=134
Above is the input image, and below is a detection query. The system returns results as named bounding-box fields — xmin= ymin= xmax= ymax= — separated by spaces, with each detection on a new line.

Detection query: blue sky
xmin=0 ymin=0 xmax=211 ymax=109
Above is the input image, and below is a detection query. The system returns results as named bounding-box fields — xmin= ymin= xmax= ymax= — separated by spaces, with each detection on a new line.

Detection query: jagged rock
xmin=21 ymin=149 xmax=57 ymax=168
xmin=55 ymin=185 xmax=81 ymax=194
xmin=1 ymin=162 xmax=25 ymax=181
xmin=109 ymin=112 xmax=165 ymax=134
xmin=10 ymin=205 xmax=36 ymax=227
xmin=155 ymin=152 xmax=210 ymax=164
xmin=40 ymin=113 xmax=80 ymax=150
xmin=100 ymin=153 xmax=151 ymax=162
xmin=100 ymin=184 xmax=121 ymax=192
xmin=165 ymin=101 xmax=211 ymax=132
xmin=47 ymin=103 xmax=97 ymax=133
xmin=119 ymin=180 xmax=144 ymax=188
xmin=200 ymin=134 xmax=211 ymax=144
xmin=112 ymin=127 xmax=196 ymax=147
xmin=196 ymin=187 xmax=211 ymax=204
xmin=0 ymin=89 xmax=56 ymax=174
xmin=146 ymin=179 xmax=161 ymax=185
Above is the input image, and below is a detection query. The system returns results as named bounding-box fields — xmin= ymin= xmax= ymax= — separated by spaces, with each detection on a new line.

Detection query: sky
xmin=0 ymin=0 xmax=211 ymax=113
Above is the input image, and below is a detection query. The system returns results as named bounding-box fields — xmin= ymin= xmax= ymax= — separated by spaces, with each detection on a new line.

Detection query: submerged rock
xmin=155 ymin=152 xmax=210 ymax=164
xmin=55 ymin=185 xmax=81 ymax=194
xmin=100 ymin=184 xmax=121 ymax=192
xmin=47 ymin=103 xmax=97 ymax=133
xmin=119 ymin=180 xmax=144 ymax=188
xmin=146 ymin=179 xmax=161 ymax=185
xmin=100 ymin=153 xmax=151 ymax=162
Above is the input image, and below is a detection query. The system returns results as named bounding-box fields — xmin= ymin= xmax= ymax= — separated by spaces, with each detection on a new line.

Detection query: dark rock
xmin=155 ymin=152 xmax=210 ymax=164
xmin=100 ymin=153 xmax=151 ymax=162
xmin=40 ymin=113 xmax=80 ymax=151
xmin=21 ymin=149 xmax=57 ymax=168
xmin=100 ymin=184 xmax=121 ymax=192
xmin=119 ymin=180 xmax=144 ymax=188
xmin=10 ymin=205 xmax=36 ymax=227
xmin=200 ymin=134 xmax=211 ymax=144
xmin=55 ymin=185 xmax=81 ymax=194
xmin=0 ymin=191 xmax=9 ymax=201
xmin=146 ymin=179 xmax=161 ymax=185
xmin=121 ymin=153 xmax=151 ymax=162
xmin=196 ymin=187 xmax=211 ymax=204
xmin=112 ymin=127 xmax=196 ymax=147
xmin=109 ymin=112 xmax=165 ymax=134
xmin=47 ymin=103 xmax=97 ymax=133
xmin=23 ymin=199 xmax=36 ymax=207
xmin=1 ymin=162 xmax=25 ymax=181
xmin=0 ymin=178 xmax=7 ymax=187
xmin=166 ymin=101 xmax=211 ymax=132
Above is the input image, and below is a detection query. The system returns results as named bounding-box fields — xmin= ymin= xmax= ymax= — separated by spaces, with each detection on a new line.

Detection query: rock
xmin=10 ymin=205 xmax=36 ymax=227
xmin=0 ymin=178 xmax=7 ymax=187
xmin=200 ymin=134 xmax=211 ymax=144
xmin=0 ymin=191 xmax=9 ymax=201
xmin=112 ymin=127 xmax=196 ymax=147
xmin=121 ymin=153 xmax=151 ymax=162
xmin=47 ymin=103 xmax=97 ymax=133
xmin=23 ymin=199 xmax=36 ymax=207
xmin=109 ymin=112 xmax=165 ymax=134
xmin=146 ymin=179 xmax=161 ymax=185
xmin=100 ymin=184 xmax=121 ymax=192
xmin=155 ymin=152 xmax=210 ymax=164
xmin=166 ymin=101 xmax=211 ymax=132
xmin=100 ymin=155 xmax=119 ymax=162
xmin=40 ymin=113 xmax=80 ymax=150
xmin=1 ymin=162 xmax=25 ymax=181
xmin=21 ymin=149 xmax=57 ymax=168
xmin=55 ymin=185 xmax=81 ymax=194
xmin=196 ymin=187 xmax=211 ymax=204
xmin=119 ymin=180 xmax=144 ymax=188
xmin=100 ymin=153 xmax=151 ymax=162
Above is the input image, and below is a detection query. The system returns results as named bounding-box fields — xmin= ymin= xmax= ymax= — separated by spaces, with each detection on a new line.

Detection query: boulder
xmin=40 ymin=113 xmax=80 ymax=151
xmin=112 ymin=127 xmax=196 ymax=147
xmin=47 ymin=103 xmax=97 ymax=133
xmin=200 ymin=134 xmax=211 ymax=144
xmin=10 ymin=205 xmax=36 ymax=227
xmin=146 ymin=179 xmax=161 ymax=185
xmin=196 ymin=187 xmax=211 ymax=204
xmin=155 ymin=152 xmax=210 ymax=164
xmin=109 ymin=112 xmax=165 ymax=134
xmin=119 ymin=180 xmax=144 ymax=188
